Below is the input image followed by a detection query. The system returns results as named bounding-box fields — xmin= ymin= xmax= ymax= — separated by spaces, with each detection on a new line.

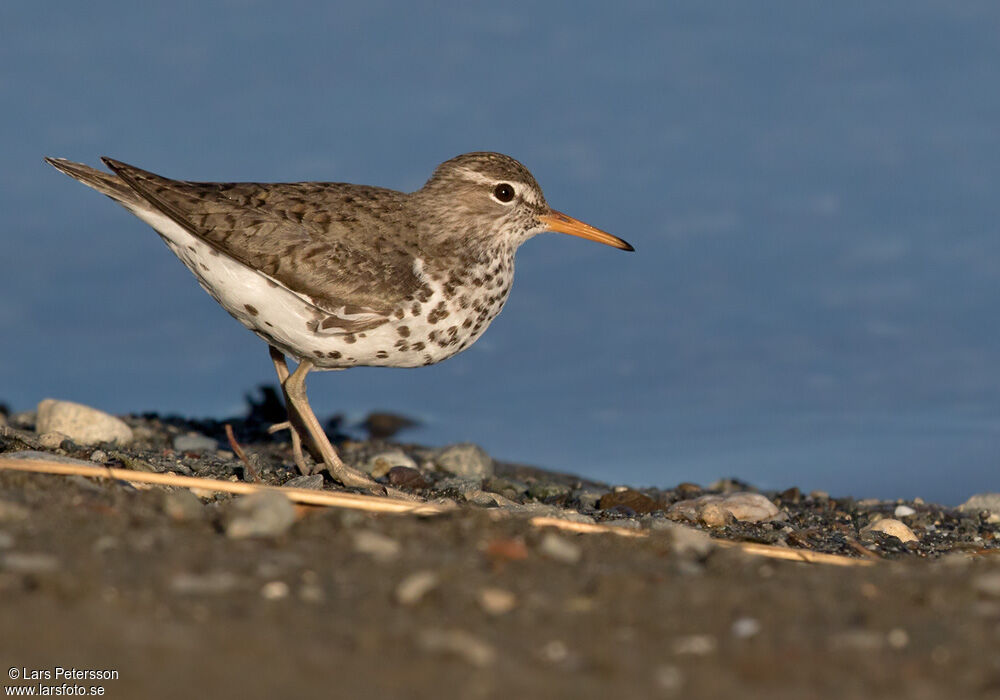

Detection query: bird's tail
xmin=44 ymin=157 xmax=144 ymax=208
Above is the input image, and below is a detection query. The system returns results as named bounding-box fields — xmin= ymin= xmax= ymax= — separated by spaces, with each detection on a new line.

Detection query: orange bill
xmin=540 ymin=210 xmax=634 ymax=251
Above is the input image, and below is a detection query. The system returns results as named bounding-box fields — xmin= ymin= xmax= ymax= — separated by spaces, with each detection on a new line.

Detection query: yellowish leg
xmin=268 ymin=346 xmax=308 ymax=475
xmin=270 ymin=348 xmax=376 ymax=489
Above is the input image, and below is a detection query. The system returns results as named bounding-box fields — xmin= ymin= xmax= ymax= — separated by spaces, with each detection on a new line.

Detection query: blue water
xmin=3 ymin=2 xmax=999 ymax=504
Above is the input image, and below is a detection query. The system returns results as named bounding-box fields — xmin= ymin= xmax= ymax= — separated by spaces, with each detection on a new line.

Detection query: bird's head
xmin=414 ymin=152 xmax=633 ymax=253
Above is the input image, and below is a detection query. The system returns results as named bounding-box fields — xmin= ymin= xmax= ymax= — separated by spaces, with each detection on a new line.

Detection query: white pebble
xmin=894 ymin=505 xmax=916 ymax=517
xmin=395 ymin=570 xmax=439 ymax=605
xmin=260 ymin=580 xmax=290 ymax=600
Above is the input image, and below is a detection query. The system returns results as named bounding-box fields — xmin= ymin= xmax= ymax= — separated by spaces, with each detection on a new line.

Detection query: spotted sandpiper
xmin=46 ymin=152 xmax=633 ymax=488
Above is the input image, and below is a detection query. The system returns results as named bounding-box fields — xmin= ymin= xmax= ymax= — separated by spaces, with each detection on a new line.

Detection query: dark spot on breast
xmin=244 ymin=304 xmax=259 ymax=316
xmin=422 ymin=354 xmax=434 ymax=366
xmin=200 ymin=263 xmax=209 ymax=271
xmin=313 ymin=350 xmax=324 ymax=357
xmin=458 ymin=296 xmax=470 ymax=309
xmin=376 ymin=350 xmax=389 ymax=359
xmin=411 ymin=303 xmax=422 ymax=316
xmin=397 ymin=326 xmax=410 ymax=337
xmin=463 ymin=318 xmax=472 ymax=329
xmin=344 ymin=334 xmax=357 ymax=344
xmin=265 ymin=321 xmax=273 ymax=327
xmin=394 ymin=309 xmax=405 ymax=320
xmin=328 ymin=350 xmax=342 ymax=359
xmin=306 ymin=320 xmax=319 ymax=332
xmin=411 ymin=341 xmax=425 ymax=351
xmin=395 ymin=340 xmax=410 ymax=351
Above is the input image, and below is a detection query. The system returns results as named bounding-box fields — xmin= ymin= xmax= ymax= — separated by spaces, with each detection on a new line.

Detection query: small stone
xmin=224 ymin=491 xmax=296 ymax=538
xmin=1 ymin=552 xmax=59 ymax=574
xmin=363 ymin=450 xmax=417 ymax=478
xmin=163 ymin=489 xmax=205 ymax=521
xmin=395 ymin=570 xmax=439 ymax=605
xmin=810 ymin=490 xmax=830 ymax=501
xmin=538 ymin=532 xmax=581 ymax=564
xmin=973 ymin=572 xmax=1000 ymax=598
xmin=667 ymin=492 xmax=781 ymax=526
xmin=672 ymin=634 xmax=717 ymax=655
xmin=419 ymin=628 xmax=496 ymax=668
xmin=894 ymin=505 xmax=916 ymax=517
xmin=463 ymin=489 xmax=517 ymax=507
xmin=0 ymin=500 xmax=30 ymax=522
xmin=528 ymin=481 xmax=571 ymax=501
xmin=170 ymin=571 xmax=239 ymax=595
xmin=352 ymin=530 xmax=401 ymax=563
xmin=260 ymin=580 xmax=290 ymax=600
xmin=35 ymin=399 xmax=133 ymax=446
xmin=38 ymin=431 xmax=70 ymax=450
xmin=731 ymin=617 xmax=761 ymax=639
xmin=89 ymin=449 xmax=109 ymax=464
xmin=860 ymin=518 xmax=918 ymax=543
xmin=478 ymin=587 xmax=517 ymax=615
xmin=433 ymin=443 xmax=494 ymax=478
xmin=647 ymin=520 xmax=716 ymax=558
xmin=958 ymin=493 xmax=1000 ymax=516
xmin=172 ymin=433 xmax=219 ymax=453
xmin=482 ymin=476 xmax=528 ymax=499
xmin=887 ymin=628 xmax=909 ymax=649
xmin=283 ymin=474 xmax=324 ymax=490
xmin=598 ymin=489 xmax=658 ymax=514
xmin=653 ymin=665 xmax=685 ymax=693
xmin=387 ymin=466 xmax=429 ymax=489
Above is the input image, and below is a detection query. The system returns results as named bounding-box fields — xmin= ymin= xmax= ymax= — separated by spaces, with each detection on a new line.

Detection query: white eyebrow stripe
xmin=454 ymin=168 xmax=539 ymax=205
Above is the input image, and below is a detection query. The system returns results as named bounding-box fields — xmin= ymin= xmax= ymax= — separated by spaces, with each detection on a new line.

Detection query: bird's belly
xmin=133 ymin=207 xmax=508 ymax=369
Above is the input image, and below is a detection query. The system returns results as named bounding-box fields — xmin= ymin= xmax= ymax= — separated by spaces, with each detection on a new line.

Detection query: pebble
xmin=433 ymin=443 xmax=494 ymax=478
xmin=38 ymin=431 xmax=70 ymax=450
xmin=170 ymin=571 xmax=239 ymax=595
xmin=283 ymin=474 xmax=324 ymax=490
xmin=89 ymin=449 xmax=109 ymax=463
xmin=482 ymin=476 xmax=528 ymax=500
xmin=537 ymin=532 xmax=582 ymax=564
xmin=860 ymin=518 xmax=918 ymax=543
xmin=260 ymin=580 xmax=290 ymax=600
xmin=958 ymin=493 xmax=1000 ymax=516
xmin=1 ymin=552 xmax=60 ymax=574
xmin=653 ymin=665 xmax=685 ymax=693
xmin=528 ymin=481 xmax=571 ymax=501
xmin=672 ymin=634 xmax=717 ymax=655
xmin=477 ymin=587 xmax=517 ymax=615
xmin=387 ymin=466 xmax=429 ymax=490
xmin=731 ymin=617 xmax=761 ymax=639
xmin=224 ymin=491 xmax=296 ymax=539
xmin=163 ymin=489 xmax=205 ymax=521
xmin=973 ymin=572 xmax=1000 ymax=598
xmin=35 ymin=399 xmax=133 ymax=446
xmin=395 ymin=570 xmax=439 ymax=605
xmin=172 ymin=433 xmax=219 ymax=453
xmin=894 ymin=505 xmax=916 ymax=517
xmin=352 ymin=530 xmax=401 ymax=563
xmin=463 ymin=489 xmax=518 ymax=508
xmin=0 ymin=500 xmax=30 ymax=522
xmin=667 ymin=492 xmax=781 ymax=526
xmin=647 ymin=520 xmax=716 ymax=558
xmin=598 ymin=489 xmax=658 ymax=514
xmin=419 ymin=628 xmax=496 ymax=668
xmin=363 ymin=450 xmax=417 ymax=478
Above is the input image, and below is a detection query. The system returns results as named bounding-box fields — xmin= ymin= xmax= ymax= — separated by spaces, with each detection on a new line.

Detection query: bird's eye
xmin=492 ymin=183 xmax=515 ymax=203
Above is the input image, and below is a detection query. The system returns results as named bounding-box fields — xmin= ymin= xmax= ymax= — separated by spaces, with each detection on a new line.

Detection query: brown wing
xmin=100 ymin=158 xmax=423 ymax=319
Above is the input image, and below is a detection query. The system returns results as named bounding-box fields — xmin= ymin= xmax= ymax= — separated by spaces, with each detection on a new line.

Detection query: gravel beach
xmin=0 ymin=400 xmax=998 ymax=699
